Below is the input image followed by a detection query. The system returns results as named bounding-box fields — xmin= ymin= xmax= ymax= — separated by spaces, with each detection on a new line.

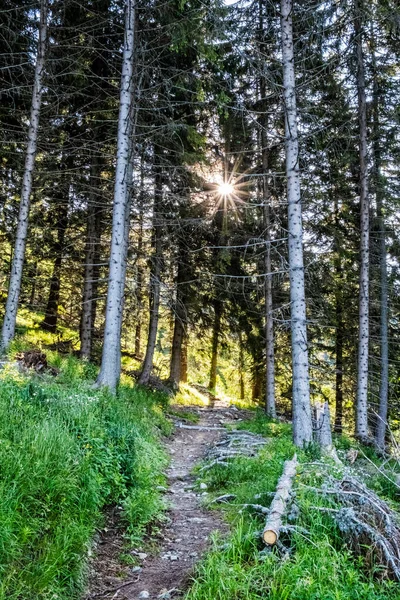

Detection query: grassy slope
xmin=0 ymin=351 xmax=171 ymax=599
xmin=3 ymin=311 xmax=400 ymax=599
xmin=186 ymin=413 xmax=399 ymax=600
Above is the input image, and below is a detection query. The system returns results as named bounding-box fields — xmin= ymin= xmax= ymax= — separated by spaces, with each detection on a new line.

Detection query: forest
xmin=0 ymin=0 xmax=400 ymax=598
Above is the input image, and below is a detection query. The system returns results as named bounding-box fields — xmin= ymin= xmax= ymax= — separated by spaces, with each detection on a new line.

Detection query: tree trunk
xmin=181 ymin=333 xmax=188 ymax=383
xmin=252 ymin=365 xmax=263 ymax=403
xmin=334 ymin=290 xmax=344 ymax=433
xmin=258 ymin=0 xmax=276 ymax=418
xmin=314 ymin=401 xmax=333 ymax=449
xmin=371 ymin=44 xmax=389 ymax=450
xmin=334 ymin=201 xmax=344 ymax=434
xmin=80 ymin=156 xmax=102 ymax=359
xmin=239 ymin=331 xmax=245 ymax=401
xmin=96 ymin=0 xmax=136 ymax=391
xmin=42 ymin=197 xmax=68 ymax=332
xmin=209 ymin=299 xmax=222 ymax=393
xmin=355 ymin=0 xmax=370 ymax=441
xmin=169 ymin=317 xmax=184 ymax=387
xmin=138 ymin=170 xmax=163 ymax=386
xmin=134 ymin=195 xmax=144 ymax=359
xmin=280 ymin=0 xmax=313 ymax=446
xmin=0 ymin=0 xmax=48 ymax=351
xmin=29 ymin=260 xmax=38 ymax=306
xmin=262 ymin=144 xmax=276 ymax=417
xmin=169 ymin=239 xmax=189 ymax=387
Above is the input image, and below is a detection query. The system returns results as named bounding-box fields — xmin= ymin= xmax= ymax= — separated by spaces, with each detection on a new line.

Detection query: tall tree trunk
xmin=42 ymin=197 xmax=68 ymax=331
xmin=0 ymin=0 xmax=48 ymax=351
xmin=239 ymin=331 xmax=245 ymax=401
xmin=252 ymin=362 xmax=263 ymax=403
xmin=138 ymin=170 xmax=163 ymax=386
xmin=96 ymin=0 xmax=135 ymax=391
xmin=280 ymin=0 xmax=313 ymax=446
xmin=80 ymin=156 xmax=102 ymax=358
xmin=258 ymin=0 xmax=276 ymax=418
xmin=355 ymin=0 xmax=370 ymax=441
xmin=334 ymin=258 xmax=344 ymax=433
xmin=262 ymin=138 xmax=276 ymax=417
xmin=134 ymin=191 xmax=145 ymax=359
xmin=371 ymin=44 xmax=389 ymax=450
xmin=29 ymin=260 xmax=38 ymax=306
xmin=135 ymin=215 xmax=144 ymax=358
xmin=209 ymin=299 xmax=222 ymax=393
xmin=334 ymin=197 xmax=344 ymax=433
xmin=375 ymin=187 xmax=389 ymax=449
xmin=181 ymin=333 xmax=188 ymax=384
xmin=169 ymin=317 xmax=184 ymax=387
xmin=263 ymin=186 xmax=276 ymax=417
xmin=169 ymin=240 xmax=189 ymax=387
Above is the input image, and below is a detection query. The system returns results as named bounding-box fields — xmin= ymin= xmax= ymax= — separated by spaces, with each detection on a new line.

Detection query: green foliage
xmin=235 ymin=410 xmax=292 ymax=438
xmin=187 ymin=414 xmax=399 ymax=600
xmin=0 ymin=362 xmax=170 ymax=600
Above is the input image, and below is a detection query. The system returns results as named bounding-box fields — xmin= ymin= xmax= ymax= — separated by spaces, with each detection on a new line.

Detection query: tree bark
xmin=334 ymin=201 xmax=344 ymax=434
xmin=41 ymin=195 xmax=69 ymax=332
xmin=371 ymin=43 xmax=389 ymax=450
xmin=252 ymin=364 xmax=263 ymax=403
xmin=134 ymin=190 xmax=145 ymax=359
xmin=334 ymin=290 xmax=344 ymax=433
xmin=259 ymin=0 xmax=276 ymax=418
xmin=263 ymin=454 xmax=298 ymax=545
xmin=239 ymin=331 xmax=245 ymax=401
xmin=1 ymin=0 xmax=48 ymax=351
xmin=169 ymin=239 xmax=189 ymax=387
xmin=355 ymin=0 xmax=370 ymax=441
xmin=80 ymin=156 xmax=102 ymax=359
xmin=169 ymin=316 xmax=184 ymax=386
xmin=314 ymin=401 xmax=333 ymax=448
xmin=96 ymin=0 xmax=136 ymax=391
xmin=138 ymin=169 xmax=163 ymax=386
xmin=29 ymin=260 xmax=38 ymax=306
xmin=181 ymin=333 xmax=188 ymax=383
xmin=209 ymin=299 xmax=222 ymax=393
xmin=280 ymin=0 xmax=313 ymax=446
xmin=262 ymin=143 xmax=276 ymax=417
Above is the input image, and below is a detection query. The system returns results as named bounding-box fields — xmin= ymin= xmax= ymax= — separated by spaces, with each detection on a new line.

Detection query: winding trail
xmin=86 ymin=401 xmax=247 ymax=600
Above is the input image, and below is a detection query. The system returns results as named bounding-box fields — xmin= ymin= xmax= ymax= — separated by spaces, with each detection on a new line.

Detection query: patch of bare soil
xmin=85 ymin=402 xmax=248 ymax=600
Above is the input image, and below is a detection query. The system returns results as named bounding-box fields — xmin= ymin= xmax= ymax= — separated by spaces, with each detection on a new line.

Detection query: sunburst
xmin=210 ymin=157 xmax=250 ymax=218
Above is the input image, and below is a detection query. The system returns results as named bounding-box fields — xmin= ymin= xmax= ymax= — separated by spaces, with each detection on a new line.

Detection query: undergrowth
xmin=0 ymin=355 xmax=171 ymax=600
xmin=187 ymin=411 xmax=399 ymax=600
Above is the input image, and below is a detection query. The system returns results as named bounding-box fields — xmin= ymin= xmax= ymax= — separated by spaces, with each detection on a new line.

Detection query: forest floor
xmin=86 ymin=400 xmax=249 ymax=600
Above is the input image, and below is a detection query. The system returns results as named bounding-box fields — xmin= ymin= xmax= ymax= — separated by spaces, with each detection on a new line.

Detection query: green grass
xmin=0 ymin=356 xmax=171 ymax=600
xmin=187 ymin=413 xmax=400 ymax=600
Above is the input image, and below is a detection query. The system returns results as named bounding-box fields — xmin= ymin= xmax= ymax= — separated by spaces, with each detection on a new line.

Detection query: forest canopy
xmin=0 ymin=0 xmax=399 ymax=449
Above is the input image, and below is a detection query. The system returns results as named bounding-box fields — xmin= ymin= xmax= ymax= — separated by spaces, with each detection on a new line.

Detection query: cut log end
xmin=262 ymin=454 xmax=298 ymax=546
xmin=263 ymin=529 xmax=278 ymax=545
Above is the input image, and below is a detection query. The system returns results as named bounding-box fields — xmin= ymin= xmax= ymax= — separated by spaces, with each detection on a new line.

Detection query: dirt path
xmin=86 ymin=403 xmax=245 ymax=600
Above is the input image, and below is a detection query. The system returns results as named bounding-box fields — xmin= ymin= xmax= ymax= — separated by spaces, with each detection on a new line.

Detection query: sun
xmin=218 ymin=182 xmax=234 ymax=196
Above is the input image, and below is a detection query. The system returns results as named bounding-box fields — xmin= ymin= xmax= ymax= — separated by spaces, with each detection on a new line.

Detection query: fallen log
xmin=175 ymin=422 xmax=226 ymax=431
xmin=262 ymin=454 xmax=298 ymax=546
